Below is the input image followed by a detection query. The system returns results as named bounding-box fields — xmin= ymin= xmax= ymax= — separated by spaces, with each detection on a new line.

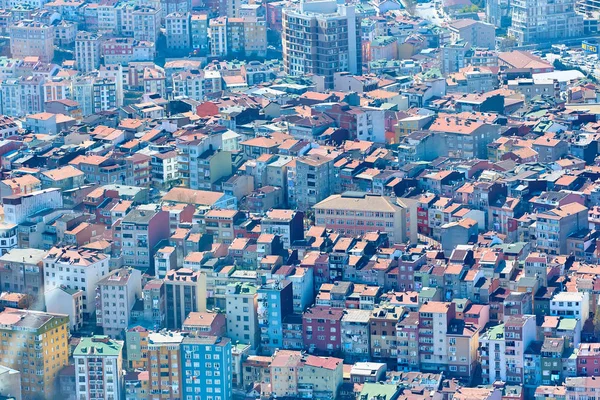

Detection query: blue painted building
xmin=181 ymin=336 xmax=232 ymax=400
xmin=257 ymin=279 xmax=294 ymax=354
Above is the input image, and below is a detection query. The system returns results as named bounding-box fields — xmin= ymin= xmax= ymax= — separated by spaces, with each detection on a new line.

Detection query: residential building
xmin=166 ymin=12 xmax=191 ymax=50
xmin=74 ymin=335 xmax=124 ymax=400
xmin=45 ymin=285 xmax=84 ymax=332
xmin=180 ymin=336 xmax=232 ymax=400
xmin=303 ymin=306 xmax=344 ymax=355
xmin=75 ymin=31 xmax=102 ymax=73
xmin=96 ymin=267 xmax=142 ymax=338
xmin=282 ymin=0 xmax=361 ymax=88
xmin=9 ymin=20 xmax=54 ymax=63
xmin=116 ymin=206 xmax=170 ymax=269
xmin=146 ymin=331 xmax=184 ymax=400
xmin=164 ymin=268 xmax=207 ymax=329
xmin=341 ymin=309 xmax=371 ymax=361
xmin=0 ymin=248 xmax=46 ymax=308
xmin=257 ymin=279 xmax=294 ymax=354
xmin=536 ymin=203 xmax=588 ymax=255
xmin=226 ymin=282 xmax=259 ymax=349
xmin=0 ymin=309 xmax=69 ymax=399
xmin=43 ymin=246 xmax=109 ymax=318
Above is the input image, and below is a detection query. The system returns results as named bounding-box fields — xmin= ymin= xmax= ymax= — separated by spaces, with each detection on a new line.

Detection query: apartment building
xmin=282 ymin=0 xmax=361 ymax=88
xmin=480 ymin=315 xmax=536 ymax=385
xmin=9 ymin=20 xmax=54 ymax=63
xmin=2 ymin=187 xmax=63 ymax=225
xmin=0 ymin=248 xmax=46 ymax=308
xmin=133 ymin=6 xmax=160 ymax=42
xmin=191 ymin=14 xmax=209 ymax=55
xmin=536 ymin=202 xmax=588 ymax=255
xmin=226 ymin=282 xmax=259 ymax=349
xmin=550 ymin=291 xmax=590 ymax=321
xmin=44 ymin=246 xmax=109 ymax=318
xmin=418 ymin=302 xmax=455 ymax=372
xmin=294 ymin=154 xmax=337 ymax=210
xmin=314 ymin=192 xmax=418 ymax=245
xmin=146 ymin=331 xmax=184 ymax=400
xmin=96 ymin=267 xmax=142 ymax=338
xmin=164 ymin=268 xmax=207 ymax=329
xmin=165 ymin=12 xmax=191 ymax=50
xmin=45 ymin=285 xmax=84 ymax=332
xmin=303 ymin=306 xmax=344 ymax=355
xmin=341 ymin=309 xmax=371 ymax=361
xmin=448 ymin=19 xmax=495 ymax=49
xmin=257 ymin=279 xmax=294 ymax=354
xmin=508 ymin=0 xmax=583 ymax=45
xmin=75 ymin=31 xmax=102 ymax=73
xmin=209 ymin=17 xmax=228 ymax=57
xmin=0 ymin=309 xmax=69 ymax=399
xmin=74 ymin=335 xmax=124 ymax=400
xmin=117 ymin=207 xmax=170 ymax=269
xmin=180 ymin=336 xmax=232 ymax=400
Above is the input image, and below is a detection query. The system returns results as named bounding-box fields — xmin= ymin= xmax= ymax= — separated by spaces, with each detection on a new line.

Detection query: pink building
xmin=577 ymin=343 xmax=600 ymax=376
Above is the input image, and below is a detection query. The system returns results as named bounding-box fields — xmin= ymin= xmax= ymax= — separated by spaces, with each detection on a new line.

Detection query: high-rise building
xmin=9 ymin=20 xmax=54 ymax=63
xmin=257 ymin=279 xmax=293 ymax=354
xmin=75 ymin=31 xmax=102 ymax=73
xmin=282 ymin=0 xmax=361 ymax=88
xmin=146 ymin=330 xmax=184 ymax=400
xmin=181 ymin=336 xmax=233 ymax=400
xmin=508 ymin=0 xmax=583 ymax=45
xmin=73 ymin=335 xmax=124 ymax=400
xmin=165 ymin=12 xmax=192 ymax=50
xmin=164 ymin=268 xmax=207 ymax=329
xmin=225 ymin=282 xmax=259 ymax=349
xmin=0 ymin=309 xmax=69 ymax=399
xmin=133 ymin=7 xmax=161 ymax=43
xmin=96 ymin=267 xmax=142 ymax=338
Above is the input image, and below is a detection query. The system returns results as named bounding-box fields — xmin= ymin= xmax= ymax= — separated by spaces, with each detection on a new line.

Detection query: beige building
xmin=314 ymin=192 xmax=418 ymax=245
xmin=9 ymin=20 xmax=54 ymax=63
xmin=164 ymin=268 xmax=207 ymax=329
xmin=226 ymin=282 xmax=259 ymax=349
xmin=75 ymin=31 xmax=101 ymax=73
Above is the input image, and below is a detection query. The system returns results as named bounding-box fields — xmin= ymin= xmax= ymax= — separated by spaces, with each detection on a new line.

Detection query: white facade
xmin=74 ymin=338 xmax=123 ymax=400
xmin=96 ymin=268 xmax=142 ymax=338
xmin=2 ymin=188 xmax=63 ymax=224
xmin=550 ymin=291 xmax=590 ymax=320
xmin=75 ymin=31 xmax=102 ymax=73
xmin=45 ymin=286 xmax=84 ymax=331
xmin=43 ymin=247 xmax=110 ymax=317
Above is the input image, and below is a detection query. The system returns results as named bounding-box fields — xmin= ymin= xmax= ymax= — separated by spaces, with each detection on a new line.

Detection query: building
xmin=146 ymin=330 xmax=184 ymax=400
xmin=294 ymin=154 xmax=337 ymax=210
xmin=73 ymin=335 xmax=124 ymax=400
xmin=9 ymin=20 xmax=54 ymax=63
xmin=164 ymin=268 xmax=207 ymax=329
xmin=117 ymin=207 xmax=170 ymax=269
xmin=43 ymin=246 xmax=110 ymax=318
xmin=0 ymin=248 xmax=46 ymax=308
xmin=0 ymin=366 xmax=21 ymax=400
xmin=257 ymin=279 xmax=294 ymax=354
xmin=550 ymin=291 xmax=590 ymax=321
xmin=133 ymin=7 xmax=161 ymax=42
xmin=225 ymin=282 xmax=259 ymax=349
xmin=536 ymin=203 xmax=588 ymax=255
xmin=45 ymin=285 xmax=84 ymax=332
xmin=209 ymin=17 xmax=228 ymax=57
xmin=341 ymin=309 xmax=371 ymax=361
xmin=75 ymin=31 xmax=102 ymax=73
xmin=166 ymin=12 xmax=191 ymax=50
xmin=508 ymin=0 xmax=583 ymax=45
xmin=180 ymin=336 xmax=233 ymax=400
xmin=96 ymin=267 xmax=142 ymax=338
xmin=314 ymin=192 xmax=418 ymax=245
xmin=282 ymin=0 xmax=361 ymax=88
xmin=191 ymin=14 xmax=209 ymax=55
xmin=260 ymin=209 xmax=304 ymax=249
xmin=303 ymin=306 xmax=344 ymax=355
xmin=480 ymin=315 xmax=536 ymax=384
xmin=448 ymin=19 xmax=496 ymax=49
xmin=2 ymin=188 xmax=63 ymax=225
xmin=0 ymin=309 xmax=69 ymax=399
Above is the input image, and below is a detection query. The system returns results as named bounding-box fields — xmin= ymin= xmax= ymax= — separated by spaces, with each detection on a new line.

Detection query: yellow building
xmin=146 ymin=331 xmax=184 ymax=400
xmin=0 ymin=309 xmax=69 ymax=398
xmin=394 ymin=114 xmax=434 ymax=143
xmin=125 ymin=326 xmax=149 ymax=370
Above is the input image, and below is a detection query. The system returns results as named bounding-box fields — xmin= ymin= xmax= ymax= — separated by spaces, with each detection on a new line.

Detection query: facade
xmin=314 ymin=192 xmax=418 ymax=245
xmin=96 ymin=267 xmax=142 ymax=338
xmin=43 ymin=246 xmax=110 ymax=318
xmin=9 ymin=20 xmax=54 ymax=63
xmin=74 ymin=335 xmax=124 ymax=400
xmin=166 ymin=12 xmax=191 ymax=50
xmin=0 ymin=309 xmax=69 ymax=399
xmin=164 ymin=268 xmax=207 ymax=329
xmin=75 ymin=31 xmax=102 ymax=73
xmin=225 ymin=282 xmax=259 ymax=349
xmin=117 ymin=207 xmax=170 ymax=269
xmin=257 ymin=279 xmax=294 ymax=354
xmin=508 ymin=0 xmax=583 ymax=45
xmin=282 ymin=0 xmax=361 ymax=88
xmin=180 ymin=336 xmax=232 ymax=400
xmin=146 ymin=331 xmax=184 ymax=400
